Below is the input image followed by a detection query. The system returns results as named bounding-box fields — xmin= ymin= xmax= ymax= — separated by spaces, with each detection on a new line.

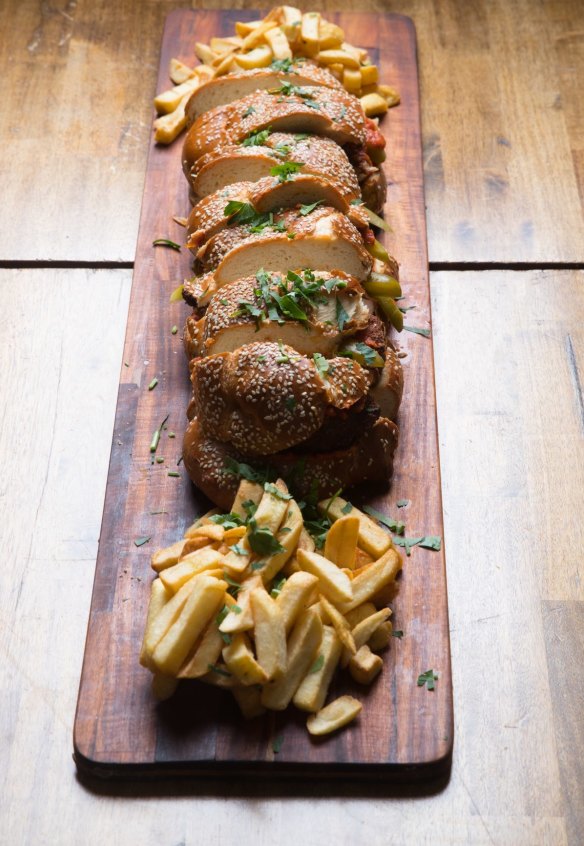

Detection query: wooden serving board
xmin=74 ymin=9 xmax=453 ymax=783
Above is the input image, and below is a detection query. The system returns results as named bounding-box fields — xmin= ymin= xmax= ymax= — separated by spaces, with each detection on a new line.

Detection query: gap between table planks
xmin=73 ymin=9 xmax=453 ymax=783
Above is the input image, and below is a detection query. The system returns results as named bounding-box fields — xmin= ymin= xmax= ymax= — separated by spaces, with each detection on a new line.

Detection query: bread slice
xmin=187 ymin=133 xmax=362 ymax=203
xmin=194 ymin=207 xmax=373 ymax=284
xmin=183 ymin=270 xmax=371 ymax=359
xmin=370 ymin=346 xmax=404 ymax=422
xmin=185 ymin=62 xmax=342 ymax=124
xmin=183 ymin=415 xmax=399 ymax=512
xmin=186 ymin=174 xmax=368 ymax=250
xmin=183 ymin=87 xmax=366 ymax=162
xmin=190 ymin=341 xmax=370 ymax=455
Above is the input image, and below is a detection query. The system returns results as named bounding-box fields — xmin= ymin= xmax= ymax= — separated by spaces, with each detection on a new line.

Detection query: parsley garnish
xmin=134 ymin=536 xmax=151 ymax=547
xmin=270 ymin=58 xmax=294 ymax=72
xmin=294 ymin=133 xmax=309 ymax=141
xmin=336 ymin=298 xmax=350 ymax=331
xmin=392 ymin=630 xmax=404 ymax=639
xmin=270 ymin=574 xmax=286 ymax=598
xmin=313 ymin=352 xmax=330 ymax=379
xmin=272 ymin=734 xmax=284 ymax=754
xmin=339 ymin=342 xmax=384 ymax=368
xmin=223 ymin=575 xmax=242 ymax=595
xmin=223 ymin=457 xmax=272 ymax=484
xmin=285 ymin=395 xmax=296 ymax=410
xmin=363 ymin=505 xmax=405 ymax=535
xmin=392 ymin=535 xmax=442 ymax=555
xmin=270 ymin=161 xmax=304 ymax=182
xmin=299 ymin=200 xmax=323 ymax=216
xmin=216 ymin=605 xmax=230 ymax=627
xmin=152 ymin=238 xmax=181 ymax=251
xmin=209 ymin=512 xmax=244 ymax=529
xmin=242 ymin=499 xmax=258 ymax=521
xmin=241 ymin=127 xmax=272 ymax=146
xmin=308 ymin=654 xmax=325 ymax=674
xmin=247 ymin=518 xmax=286 ymax=556
xmin=403 ymin=325 xmax=431 ymax=337
xmin=264 ymin=482 xmax=292 ymax=501
xmin=241 ymin=105 xmax=256 ymax=118
xmin=208 ymin=664 xmax=232 ymax=678
xmin=341 ymin=501 xmax=353 ymax=514
xmin=417 ymin=669 xmax=438 ymax=690
xmin=397 ymin=499 xmax=410 ymax=508
xmin=276 ymin=340 xmax=290 ymax=363
xmin=230 ymin=543 xmax=247 ymax=556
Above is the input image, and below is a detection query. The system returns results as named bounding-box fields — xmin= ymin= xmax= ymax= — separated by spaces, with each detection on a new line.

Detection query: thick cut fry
xmin=222 ymin=632 xmax=268 ymax=685
xmin=195 ymin=42 xmax=218 ymax=65
xmin=223 ymin=525 xmax=247 ymax=543
xmin=324 ymin=515 xmax=359 ymax=569
xmin=319 ymin=595 xmax=356 ymax=654
xmin=139 ymin=579 xmax=172 ymax=670
xmin=293 ymin=625 xmax=342 ymax=712
xmin=184 ymin=523 xmax=224 ymax=542
xmin=341 ymin=608 xmax=391 ymax=667
xmin=361 ymin=92 xmax=389 ymax=117
xmin=261 ymin=608 xmax=323 ymax=710
xmin=150 ymin=539 xmax=189 ymax=572
xmin=222 ymin=536 xmax=252 ymax=575
xmin=178 ymin=614 xmax=225 ymax=678
xmin=151 ymin=575 xmax=227 ymax=675
xmin=360 ymin=64 xmax=379 ymax=86
xmin=306 ymin=695 xmax=362 ymax=736
xmin=298 ymin=527 xmax=316 ymax=553
xmin=199 ymin=664 xmax=238 ymax=688
xmin=369 ymin=620 xmax=393 ymax=651
xmin=231 ymin=479 xmax=264 ymax=519
xmin=141 ymin=577 xmax=198 ymax=660
xmin=297 ymin=549 xmax=353 ymax=604
xmin=338 ymin=547 xmax=402 ymax=613
xmin=241 ymin=20 xmax=278 ymax=50
xmin=250 ymin=587 xmax=287 ymax=680
xmin=210 ymin=36 xmax=244 ymax=53
xmin=354 ymin=547 xmax=375 ymax=570
xmin=281 ymin=5 xmax=302 ymax=40
xmin=342 ymin=68 xmax=362 ymax=93
xmin=154 ymin=76 xmax=201 ymax=114
xmin=345 ymin=601 xmax=377 ymax=628
xmin=213 ymin=52 xmax=237 ymax=76
xmin=259 ymin=498 xmax=303 ymax=583
xmin=265 ymin=26 xmax=293 ymax=59
xmin=183 ymin=509 xmax=219 ymax=537
xmin=253 ymin=480 xmax=290 ymax=533
xmin=151 ymin=673 xmax=178 ymax=701
xmin=318 ymin=21 xmax=344 ymax=50
xmin=318 ymin=48 xmax=360 ymax=69
xmin=219 ymin=576 xmax=260 ymax=633
xmin=349 ymin=645 xmax=383 ymax=684
xmin=378 ymin=83 xmax=400 ymax=107
xmin=159 ymin=549 xmax=225 ymax=593
xmin=235 ymin=19 xmax=264 ymax=37
xmin=169 ymin=58 xmax=196 ymax=85
xmin=276 ymin=571 xmax=319 ymax=633
xmin=300 ymin=11 xmax=320 ymax=56
xmin=153 ymin=92 xmax=191 ymax=145
xmin=318 ymin=497 xmax=392 ymax=558
xmin=232 ymin=685 xmax=266 ymax=719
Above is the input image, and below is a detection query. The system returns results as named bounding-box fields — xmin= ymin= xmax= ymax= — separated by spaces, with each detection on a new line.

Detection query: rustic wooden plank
xmin=73 ymin=9 xmax=452 ymax=780
xmin=543 ymin=601 xmax=584 ymax=844
xmin=2 ymin=0 xmax=584 ymax=263
xmin=1 ymin=269 xmax=579 ymax=843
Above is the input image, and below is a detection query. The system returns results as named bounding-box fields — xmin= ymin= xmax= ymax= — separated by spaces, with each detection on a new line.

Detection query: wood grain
xmin=73 ymin=10 xmax=452 ymax=781
xmin=2 ymin=268 xmax=582 ymax=843
xmin=2 ymin=0 xmax=584 ymax=263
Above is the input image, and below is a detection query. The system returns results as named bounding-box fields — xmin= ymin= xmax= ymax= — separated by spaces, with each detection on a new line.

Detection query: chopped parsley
xmin=391 ymin=630 xmax=404 ymax=639
xmin=270 ymin=58 xmax=294 ymax=72
xmin=341 ymin=501 xmax=353 ymax=514
xmin=396 ymin=499 xmax=410 ymax=508
xmin=241 ymin=105 xmax=256 ymax=118
xmin=339 ymin=341 xmax=384 ymax=368
xmin=223 ymin=456 xmax=273 ymax=484
xmin=207 ymin=664 xmax=231 ymax=678
xmin=308 ymin=654 xmax=325 ymax=674
xmin=147 ymin=378 xmax=158 ymax=391
xmin=230 ymin=543 xmax=248 ymax=556
xmin=247 ymin=518 xmax=286 ymax=556
xmin=272 ymin=734 xmax=284 ymax=754
xmin=209 ymin=512 xmax=245 ymax=529
xmin=403 ymin=325 xmax=431 ymax=337
xmin=299 ymin=200 xmax=323 ymax=216
xmin=313 ymin=352 xmax=330 ymax=379
xmin=363 ymin=505 xmax=405 ymax=535
xmin=134 ymin=536 xmax=151 ymax=547
xmin=294 ymin=133 xmax=309 ymax=141
xmin=335 ymin=298 xmax=350 ymax=331
xmin=270 ymin=161 xmax=304 ymax=182
xmin=264 ymin=482 xmax=292 ymax=501
xmin=152 ymin=238 xmax=181 ymax=251
xmin=392 ymin=535 xmax=442 ymax=555
xmin=242 ymin=499 xmax=258 ymax=521
xmin=240 ymin=127 xmax=272 ymax=146
xmin=270 ymin=574 xmax=286 ymax=599
xmin=417 ymin=669 xmax=438 ymax=690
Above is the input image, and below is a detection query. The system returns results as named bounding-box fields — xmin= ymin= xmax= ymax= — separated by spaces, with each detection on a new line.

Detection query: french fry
xmin=151 ymin=575 xmax=227 ymax=675
xmin=169 ymin=58 xmax=196 ymax=85
xmin=261 ymin=608 xmax=323 ymax=710
xmin=300 ymin=11 xmax=320 ymax=57
xmin=317 ymin=496 xmax=392 ymax=558
xmin=210 ymin=36 xmax=244 ymax=53
xmin=223 ymin=525 xmax=247 ymax=543
xmin=318 ymin=21 xmax=344 ymax=50
xmin=306 ymin=695 xmax=362 ymax=736
xmin=324 ymin=515 xmax=359 ymax=569
xmin=265 ymin=26 xmax=293 ymax=60
xmin=253 ymin=479 xmax=290 ymax=533
xmin=344 ymin=601 xmax=377 ymax=628
xmin=183 ymin=508 xmax=219 ymax=536
xmin=360 ymin=64 xmax=378 ymax=86
xmin=293 ymin=625 xmax=342 ymax=712
xmin=318 ymin=595 xmax=356 ymax=654
xmin=151 ymin=539 xmax=190 ymax=573
xmin=342 ymin=68 xmax=362 ymax=94
xmin=184 ymin=523 xmax=225 ymax=542
xmin=139 ymin=579 xmax=172 ymax=670
xmin=222 ymin=632 xmax=268 ymax=685
xmin=276 ymin=571 xmax=319 ymax=633
xmin=218 ymin=575 xmax=260 ymax=633
xmin=378 ymin=83 xmax=400 ymax=107
xmin=241 ymin=21 xmax=278 ymax=51
xmin=349 ymin=645 xmax=383 ymax=684
xmin=250 ymin=587 xmax=287 ymax=680
xmin=338 ymin=547 xmax=402 ymax=613
xmin=154 ymin=76 xmax=201 ymax=115
xmin=369 ymin=621 xmax=393 ymax=651
xmin=213 ymin=52 xmax=237 ymax=76
xmin=317 ymin=48 xmax=360 ymax=69
xmin=178 ymin=613 xmax=225 ymax=678
xmin=231 ymin=479 xmax=264 ymax=519
xmin=281 ymin=6 xmax=302 ymax=41
xmin=141 ymin=577 xmax=199 ymax=661
xmin=341 ymin=608 xmax=391 ymax=667
xmin=222 ymin=536 xmax=252 ymax=575
xmin=259 ymin=498 xmax=303 ymax=583
xmin=360 ymin=92 xmax=389 ymax=117
xmin=194 ymin=41 xmax=218 ymax=65
xmin=153 ymin=92 xmax=192 ymax=145
xmin=159 ymin=548 xmax=225 ymax=594
xmin=235 ymin=19 xmax=264 ymax=38
xmin=296 ymin=549 xmax=353 ymax=605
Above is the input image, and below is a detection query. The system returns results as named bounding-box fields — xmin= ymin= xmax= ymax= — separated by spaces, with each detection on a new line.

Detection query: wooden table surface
xmin=1 ymin=1 xmax=583 ymax=844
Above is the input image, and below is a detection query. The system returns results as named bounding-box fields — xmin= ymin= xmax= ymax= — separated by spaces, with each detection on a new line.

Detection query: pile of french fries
xmin=154 ymin=6 xmax=400 ymax=144
xmin=140 ymin=479 xmax=403 ymax=737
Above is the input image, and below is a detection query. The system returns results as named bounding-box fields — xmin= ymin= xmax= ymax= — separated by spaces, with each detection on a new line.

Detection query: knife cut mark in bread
xmin=183 ymin=86 xmax=366 ymax=163
xmin=186 ymin=133 xmax=362 ymax=204
xmin=183 ymin=270 xmax=371 ymax=360
xmin=185 ymin=62 xmax=343 ymax=123
xmin=182 ymin=416 xmax=399 ymax=513
xmin=193 ymin=206 xmax=373 ymax=284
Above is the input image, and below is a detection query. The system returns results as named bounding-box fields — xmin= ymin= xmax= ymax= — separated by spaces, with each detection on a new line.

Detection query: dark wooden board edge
xmin=73 ymin=8 xmax=453 ymax=786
